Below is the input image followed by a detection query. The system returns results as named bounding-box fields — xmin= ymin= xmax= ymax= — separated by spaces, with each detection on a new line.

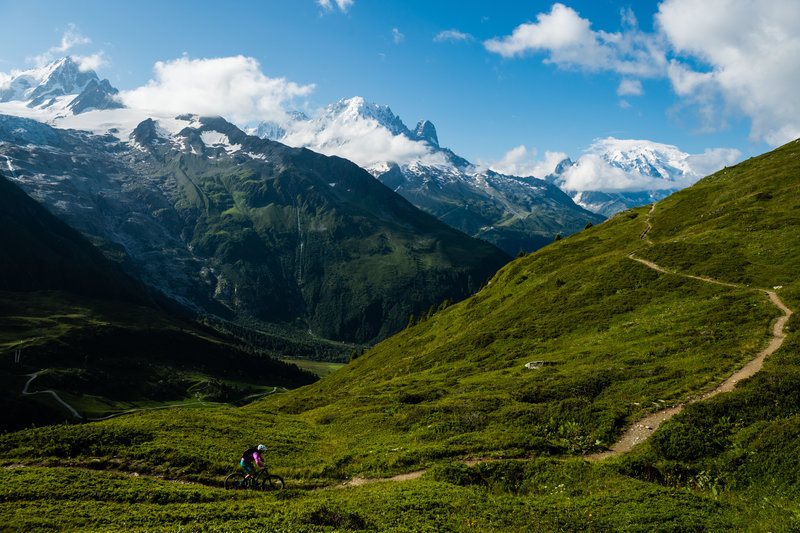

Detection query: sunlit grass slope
xmin=1 ymin=139 xmax=799 ymax=531
xmin=1 ymin=463 xmax=787 ymax=532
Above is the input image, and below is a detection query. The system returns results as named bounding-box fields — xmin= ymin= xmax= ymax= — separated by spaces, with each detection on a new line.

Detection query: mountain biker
xmin=241 ymin=444 xmax=266 ymax=480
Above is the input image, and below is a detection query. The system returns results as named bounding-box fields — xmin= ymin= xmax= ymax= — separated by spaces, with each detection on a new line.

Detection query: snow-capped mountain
xmin=546 ymin=138 xmax=738 ymax=217
xmin=596 ymin=138 xmax=694 ymax=179
xmin=255 ymin=97 xmax=603 ymax=255
xmin=0 ymin=112 xmax=507 ymax=344
xmin=0 ymin=57 xmax=122 ymax=114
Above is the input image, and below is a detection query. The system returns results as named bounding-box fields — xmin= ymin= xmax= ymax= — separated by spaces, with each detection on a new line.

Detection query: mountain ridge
xmin=1 ymin=138 xmax=798 ymax=531
xmin=0 ymin=56 xmax=121 ymax=114
xmin=0 ymin=111 xmax=509 ymax=346
xmin=262 ymin=96 xmax=604 ymax=255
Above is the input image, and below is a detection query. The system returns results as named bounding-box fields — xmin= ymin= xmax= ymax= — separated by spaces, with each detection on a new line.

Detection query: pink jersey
xmin=244 ymin=451 xmax=265 ymax=467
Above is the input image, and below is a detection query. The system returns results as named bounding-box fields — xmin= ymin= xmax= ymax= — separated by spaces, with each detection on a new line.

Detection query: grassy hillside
xmin=138 ymin=117 xmax=511 ymax=345
xmin=1 ymin=139 xmax=798 ymax=530
xmin=0 ymin=174 xmax=316 ymax=430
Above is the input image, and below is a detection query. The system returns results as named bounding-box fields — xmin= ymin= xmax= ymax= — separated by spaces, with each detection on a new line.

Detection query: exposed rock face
xmin=412 ymin=120 xmax=438 ymax=147
xmin=68 ymin=79 xmax=123 ymax=114
xmin=0 ymin=57 xmax=123 ymax=114
xmin=0 ymin=113 xmax=510 ymax=344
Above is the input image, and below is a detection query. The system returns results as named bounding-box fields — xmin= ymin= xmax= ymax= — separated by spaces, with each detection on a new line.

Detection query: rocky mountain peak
xmin=412 ymin=120 xmax=438 ymax=147
xmin=326 ymin=96 xmax=410 ymax=137
xmin=68 ymin=78 xmax=123 ymax=114
xmin=0 ymin=57 xmax=122 ymax=114
xmin=130 ymin=118 xmax=168 ymax=149
xmin=26 ymin=57 xmax=98 ymax=108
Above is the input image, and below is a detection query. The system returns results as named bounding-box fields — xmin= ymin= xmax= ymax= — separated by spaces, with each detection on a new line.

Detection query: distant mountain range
xmin=255 ymin=97 xmax=605 ymax=255
xmin=545 ymin=138 xmax=713 ymax=216
xmin=0 ymin=57 xmax=722 ymax=347
xmin=255 ymin=97 xmax=737 ymax=228
xmin=0 ymin=58 xmax=509 ymax=347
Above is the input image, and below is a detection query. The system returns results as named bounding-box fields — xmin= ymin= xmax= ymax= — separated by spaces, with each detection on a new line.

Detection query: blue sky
xmin=1 ymin=0 xmax=798 ymax=170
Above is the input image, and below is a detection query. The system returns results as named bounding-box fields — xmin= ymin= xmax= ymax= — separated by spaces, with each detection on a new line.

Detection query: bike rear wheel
xmin=224 ymin=472 xmax=247 ymax=490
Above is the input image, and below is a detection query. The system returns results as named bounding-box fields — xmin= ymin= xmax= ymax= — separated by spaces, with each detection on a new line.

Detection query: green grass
xmin=282 ymin=359 xmax=346 ymax=377
xmin=164 ymin=144 xmax=509 ymax=345
xmin=0 ymin=291 xmax=315 ymax=430
xmin=0 ymin=462 xmax=792 ymax=532
xmin=2 ymin=139 xmax=800 ymax=530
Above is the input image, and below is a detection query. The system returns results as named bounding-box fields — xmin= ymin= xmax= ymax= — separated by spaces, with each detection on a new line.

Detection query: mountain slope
xmin=268 ymin=137 xmax=800 ymax=462
xmin=261 ymin=97 xmax=605 ymax=255
xmin=1 ymin=139 xmax=798 ymax=531
xmin=0 ymin=57 xmax=121 ymax=113
xmin=0 ymin=172 xmax=143 ymax=302
xmin=0 ymin=173 xmax=316 ymax=430
xmin=0 ymin=113 xmax=509 ymax=345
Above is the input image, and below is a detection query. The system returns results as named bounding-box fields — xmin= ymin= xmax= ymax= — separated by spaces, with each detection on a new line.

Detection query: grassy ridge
xmin=0 ymin=167 xmax=780 ymax=475
xmin=2 ymin=139 xmax=799 ymax=530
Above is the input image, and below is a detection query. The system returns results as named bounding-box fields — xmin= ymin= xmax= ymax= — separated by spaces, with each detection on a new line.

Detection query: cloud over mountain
xmin=119 ymin=56 xmax=314 ymax=124
xmin=558 ymin=137 xmax=741 ymax=193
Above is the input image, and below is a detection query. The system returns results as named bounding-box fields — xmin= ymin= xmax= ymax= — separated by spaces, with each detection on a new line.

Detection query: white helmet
xmin=257 ymin=444 xmax=266 ymax=453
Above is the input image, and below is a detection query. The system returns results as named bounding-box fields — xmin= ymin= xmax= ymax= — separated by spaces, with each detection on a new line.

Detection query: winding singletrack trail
xmin=587 ymin=203 xmax=793 ymax=461
xmin=16 ymin=201 xmax=793 ymax=490
xmin=339 ymin=203 xmax=794 ymax=482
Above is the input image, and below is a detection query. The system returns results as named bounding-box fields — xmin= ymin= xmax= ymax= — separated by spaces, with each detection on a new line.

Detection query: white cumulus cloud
xmin=487 ymin=146 xmax=568 ymax=178
xmin=72 ymin=52 xmax=108 ymax=72
xmin=557 ymin=137 xmax=741 ymax=192
xmin=685 ymin=147 xmax=743 ymax=177
xmin=657 ymin=0 xmax=800 ymax=146
xmin=392 ymin=28 xmax=405 ymax=44
xmin=119 ymin=56 xmax=315 ymax=124
xmin=484 ymin=3 xmax=665 ymax=78
xmin=282 ymin=111 xmax=443 ymax=168
xmin=486 ymin=1 xmax=800 ymax=147
xmin=617 ymin=79 xmax=643 ymax=96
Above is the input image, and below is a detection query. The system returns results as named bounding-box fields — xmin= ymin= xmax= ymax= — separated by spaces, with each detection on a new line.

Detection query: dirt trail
xmin=339 ymin=203 xmax=793 ymax=479
xmin=342 ymin=470 xmax=428 ymax=486
xmin=17 ymin=202 xmax=793 ymax=489
xmin=587 ymin=204 xmax=793 ymax=461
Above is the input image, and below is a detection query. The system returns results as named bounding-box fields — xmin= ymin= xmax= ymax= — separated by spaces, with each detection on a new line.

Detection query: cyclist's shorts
xmin=240 ymin=459 xmax=255 ymax=475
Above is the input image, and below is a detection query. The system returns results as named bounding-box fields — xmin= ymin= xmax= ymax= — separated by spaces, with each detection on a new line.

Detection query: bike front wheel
xmin=224 ymin=472 xmax=247 ymax=490
xmin=259 ymin=474 xmax=284 ymax=491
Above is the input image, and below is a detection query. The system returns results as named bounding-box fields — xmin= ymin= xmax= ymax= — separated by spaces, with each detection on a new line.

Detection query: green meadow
xmin=2 ymin=139 xmax=800 ymax=530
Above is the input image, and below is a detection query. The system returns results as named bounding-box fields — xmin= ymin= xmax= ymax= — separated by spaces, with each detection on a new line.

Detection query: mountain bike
xmin=224 ymin=466 xmax=285 ymax=491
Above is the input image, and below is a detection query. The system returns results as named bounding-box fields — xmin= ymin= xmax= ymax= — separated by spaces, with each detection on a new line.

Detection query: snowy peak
xmin=412 ymin=120 xmax=438 ymax=147
xmin=0 ymin=57 xmax=122 ymax=114
xmin=592 ymin=138 xmax=692 ymax=180
xmin=20 ymin=57 xmax=96 ymax=107
xmin=323 ymin=96 xmax=411 ymax=137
